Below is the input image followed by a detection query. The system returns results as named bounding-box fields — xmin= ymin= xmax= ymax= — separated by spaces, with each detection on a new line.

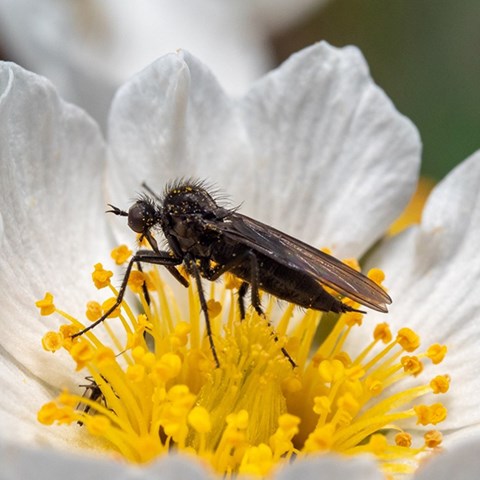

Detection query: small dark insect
xmin=76 ymin=376 xmax=106 ymax=425
xmin=73 ymin=179 xmax=391 ymax=367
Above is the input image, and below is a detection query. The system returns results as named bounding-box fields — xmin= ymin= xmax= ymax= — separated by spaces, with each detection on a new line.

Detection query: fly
xmin=72 ymin=179 xmax=392 ymax=367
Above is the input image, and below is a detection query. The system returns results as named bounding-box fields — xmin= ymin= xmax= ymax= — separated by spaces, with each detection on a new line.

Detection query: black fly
xmin=72 ymin=179 xmax=391 ymax=367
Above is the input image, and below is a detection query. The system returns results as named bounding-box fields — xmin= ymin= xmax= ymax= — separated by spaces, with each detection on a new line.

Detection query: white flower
xmin=364 ymin=147 xmax=480 ymax=444
xmin=2 ymin=41 xmax=478 ymax=478
xmin=0 ymin=0 xmax=328 ymax=127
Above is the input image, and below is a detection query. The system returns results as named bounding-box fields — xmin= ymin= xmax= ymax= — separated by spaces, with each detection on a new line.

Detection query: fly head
xmin=107 ymin=197 xmax=162 ymax=251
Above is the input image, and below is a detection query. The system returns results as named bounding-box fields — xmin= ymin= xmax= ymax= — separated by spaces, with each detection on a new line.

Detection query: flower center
xmin=37 ymin=246 xmax=448 ymax=476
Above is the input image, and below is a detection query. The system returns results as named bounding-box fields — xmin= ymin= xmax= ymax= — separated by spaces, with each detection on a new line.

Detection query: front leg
xmin=72 ymin=249 xmax=182 ymax=338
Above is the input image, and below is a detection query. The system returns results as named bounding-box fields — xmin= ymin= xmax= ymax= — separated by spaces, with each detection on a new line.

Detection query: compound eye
xmin=128 ymin=201 xmax=154 ymax=233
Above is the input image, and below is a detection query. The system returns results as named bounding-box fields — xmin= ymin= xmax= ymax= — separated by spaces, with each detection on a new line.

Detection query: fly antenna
xmin=106 ymin=204 xmax=128 ymax=216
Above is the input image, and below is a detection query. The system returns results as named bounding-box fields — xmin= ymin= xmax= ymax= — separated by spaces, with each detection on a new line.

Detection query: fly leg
xmin=237 ymin=282 xmax=249 ymax=320
xmin=245 ymin=251 xmax=297 ymax=368
xmin=199 ymin=251 xmax=296 ymax=368
xmin=135 ymin=261 xmax=151 ymax=306
xmin=199 ymin=252 xmax=253 ymax=320
xmin=72 ymin=250 xmax=182 ymax=338
xmin=185 ymin=254 xmax=220 ymax=368
xmin=245 ymin=251 xmax=263 ymax=317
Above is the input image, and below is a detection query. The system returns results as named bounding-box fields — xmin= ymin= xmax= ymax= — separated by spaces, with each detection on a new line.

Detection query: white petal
xmin=240 ymin=42 xmax=420 ymax=257
xmin=0 ymin=62 xmax=108 ymax=387
xmin=107 ymin=50 xmax=254 ymax=242
xmin=413 ymin=433 xmax=480 ymax=480
xmin=366 ymin=150 xmax=480 ymax=430
xmin=0 ymin=440 xmax=215 ymax=480
xmin=442 ymin=424 xmax=480 ymax=448
xmin=274 ymin=454 xmax=383 ymax=480
xmin=0 ymin=354 xmax=101 ymax=451
xmin=143 ymin=454 xmax=215 ymax=479
xmin=0 ymin=0 xmax=271 ymax=127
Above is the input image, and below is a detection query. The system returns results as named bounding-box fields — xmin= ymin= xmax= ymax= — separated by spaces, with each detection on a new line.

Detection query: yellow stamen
xmin=86 ymin=301 xmax=102 ymax=322
xmin=395 ymin=432 xmax=412 ymax=447
xmin=401 ymin=356 xmax=423 ymax=376
xmin=36 ymin=292 xmax=55 ymax=316
xmin=37 ymin=249 xmax=449 ymax=477
xmin=389 ymin=176 xmax=436 ymax=235
xmin=426 ymin=344 xmax=447 ymax=364
xmin=397 ymin=328 xmax=420 ymax=352
xmin=424 ymin=430 xmax=443 ymax=448
xmin=430 ymin=375 xmax=450 ymax=394
xmin=92 ymin=263 xmax=113 ymax=289
xmin=368 ymin=268 xmax=385 ymax=285
xmin=42 ymin=331 xmax=63 ymax=352
xmin=128 ymin=271 xmax=147 ymax=294
xmin=111 ymin=245 xmax=133 ymax=265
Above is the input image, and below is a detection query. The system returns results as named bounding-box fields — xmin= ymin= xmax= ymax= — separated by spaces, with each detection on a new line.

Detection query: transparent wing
xmin=208 ymin=213 xmax=391 ymax=312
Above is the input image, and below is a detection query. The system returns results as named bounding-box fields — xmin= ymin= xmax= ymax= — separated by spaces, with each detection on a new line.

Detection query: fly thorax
xmin=166 ymin=215 xmax=198 ymax=249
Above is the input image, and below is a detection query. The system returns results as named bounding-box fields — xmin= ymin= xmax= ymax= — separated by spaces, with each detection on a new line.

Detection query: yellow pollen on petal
xmin=37 ymin=250 xmax=451 ymax=476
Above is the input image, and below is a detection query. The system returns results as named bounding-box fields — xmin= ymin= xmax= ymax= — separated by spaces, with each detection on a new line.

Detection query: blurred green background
xmin=273 ymin=0 xmax=480 ymax=180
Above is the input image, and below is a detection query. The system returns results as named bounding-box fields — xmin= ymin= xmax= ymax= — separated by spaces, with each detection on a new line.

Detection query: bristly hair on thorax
xmin=161 ymin=177 xmax=233 ymax=210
